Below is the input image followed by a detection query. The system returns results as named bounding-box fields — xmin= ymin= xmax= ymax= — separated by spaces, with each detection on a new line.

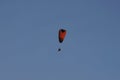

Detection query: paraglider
xmin=58 ymin=29 xmax=67 ymax=52
xmin=58 ymin=48 xmax=61 ymax=52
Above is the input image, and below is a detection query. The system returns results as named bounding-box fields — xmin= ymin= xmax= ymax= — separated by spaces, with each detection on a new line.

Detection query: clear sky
xmin=0 ymin=0 xmax=120 ymax=80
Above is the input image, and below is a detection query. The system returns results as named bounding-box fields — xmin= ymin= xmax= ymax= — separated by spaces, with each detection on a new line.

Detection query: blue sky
xmin=0 ymin=0 xmax=120 ymax=80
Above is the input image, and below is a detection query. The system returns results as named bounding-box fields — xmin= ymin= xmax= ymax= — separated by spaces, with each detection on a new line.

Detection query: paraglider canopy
xmin=58 ymin=29 xmax=67 ymax=43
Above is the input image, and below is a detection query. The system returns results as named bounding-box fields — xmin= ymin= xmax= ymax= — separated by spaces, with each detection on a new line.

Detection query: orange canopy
xmin=58 ymin=29 xmax=67 ymax=43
